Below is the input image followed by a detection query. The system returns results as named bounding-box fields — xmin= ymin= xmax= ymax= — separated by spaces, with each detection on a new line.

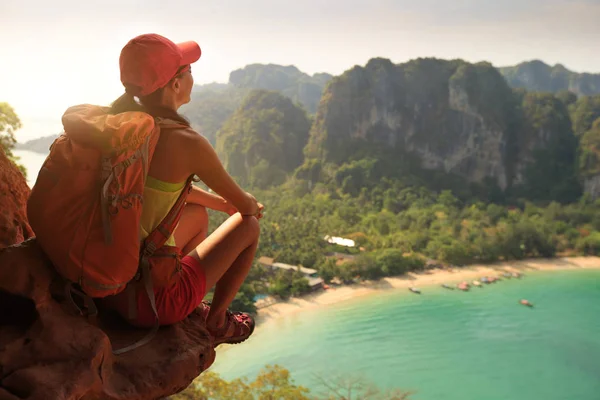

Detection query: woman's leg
xmin=191 ymin=213 xmax=259 ymax=330
xmin=175 ymin=206 xmax=260 ymax=330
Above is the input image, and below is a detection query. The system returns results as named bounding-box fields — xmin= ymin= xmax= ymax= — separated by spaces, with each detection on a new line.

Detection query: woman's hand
xmin=186 ymin=135 xmax=265 ymax=220
xmin=240 ymin=192 xmax=264 ymax=219
xmin=256 ymin=202 xmax=264 ymax=220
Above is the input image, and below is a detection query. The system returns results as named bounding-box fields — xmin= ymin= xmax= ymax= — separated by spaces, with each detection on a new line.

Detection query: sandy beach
xmin=255 ymin=256 xmax=600 ymax=326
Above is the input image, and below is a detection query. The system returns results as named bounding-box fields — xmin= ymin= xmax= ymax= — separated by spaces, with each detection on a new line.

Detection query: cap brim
xmin=177 ymin=41 xmax=201 ymax=66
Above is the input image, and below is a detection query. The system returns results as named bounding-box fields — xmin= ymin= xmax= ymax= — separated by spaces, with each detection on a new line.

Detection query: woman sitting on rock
xmin=104 ymin=33 xmax=262 ymax=346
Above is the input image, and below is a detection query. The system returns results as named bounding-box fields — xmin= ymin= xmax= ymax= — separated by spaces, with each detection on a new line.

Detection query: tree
xmin=170 ymin=365 xmax=310 ymax=400
xmin=290 ymin=270 xmax=311 ymax=297
xmin=230 ymin=283 xmax=258 ymax=315
xmin=576 ymin=231 xmax=600 ymax=255
xmin=374 ymin=249 xmax=412 ymax=276
xmin=171 ymin=365 xmax=413 ymax=400
xmin=312 ymin=372 xmax=414 ymax=400
xmin=316 ymin=258 xmax=339 ymax=283
xmin=0 ymin=102 xmax=25 ymax=175
xmin=250 ymin=365 xmax=311 ymax=400
xmin=579 ymin=118 xmax=600 ymax=178
xmin=268 ymin=270 xmax=293 ymax=299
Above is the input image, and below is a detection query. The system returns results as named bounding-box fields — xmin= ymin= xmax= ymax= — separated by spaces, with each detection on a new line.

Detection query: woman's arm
xmin=187 ymin=185 xmax=237 ymax=215
xmin=184 ymin=134 xmax=260 ymax=216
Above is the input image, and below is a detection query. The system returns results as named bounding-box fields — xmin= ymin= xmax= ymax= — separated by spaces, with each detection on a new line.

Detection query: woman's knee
xmin=240 ymin=215 xmax=260 ymax=240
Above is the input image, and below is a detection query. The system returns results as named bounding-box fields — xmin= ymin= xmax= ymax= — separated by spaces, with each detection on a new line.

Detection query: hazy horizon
xmin=2 ymin=0 xmax=599 ymax=141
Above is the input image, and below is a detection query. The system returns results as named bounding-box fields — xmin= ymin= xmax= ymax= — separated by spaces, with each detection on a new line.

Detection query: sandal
xmin=200 ymin=302 xmax=255 ymax=347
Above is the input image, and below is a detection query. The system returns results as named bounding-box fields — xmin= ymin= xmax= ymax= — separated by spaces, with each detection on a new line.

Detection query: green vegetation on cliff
xmin=499 ymin=60 xmax=600 ymax=96
xmin=181 ymin=85 xmax=247 ymax=145
xmin=512 ymin=92 xmax=581 ymax=203
xmin=579 ymin=118 xmax=600 ymax=178
xmin=230 ymin=64 xmax=332 ymax=114
xmin=303 ymin=58 xmax=586 ymax=204
xmin=569 ymin=95 xmax=600 ymax=137
xmin=215 ymin=90 xmax=311 ymax=189
xmin=181 ymin=64 xmax=331 ymax=145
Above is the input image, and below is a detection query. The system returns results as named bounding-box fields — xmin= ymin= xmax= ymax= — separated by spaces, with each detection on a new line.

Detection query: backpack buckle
xmin=142 ymin=242 xmax=157 ymax=257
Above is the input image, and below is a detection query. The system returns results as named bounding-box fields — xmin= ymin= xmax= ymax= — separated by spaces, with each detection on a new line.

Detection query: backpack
xmin=27 ymin=104 xmax=192 ymax=354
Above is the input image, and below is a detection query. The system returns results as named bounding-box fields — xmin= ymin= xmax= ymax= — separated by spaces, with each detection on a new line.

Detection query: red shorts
xmin=105 ymin=255 xmax=207 ymax=328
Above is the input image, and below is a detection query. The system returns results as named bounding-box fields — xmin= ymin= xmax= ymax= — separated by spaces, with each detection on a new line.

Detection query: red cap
xmin=119 ymin=33 xmax=201 ymax=97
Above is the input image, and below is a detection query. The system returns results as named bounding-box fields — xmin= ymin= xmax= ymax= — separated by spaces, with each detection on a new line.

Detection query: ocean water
xmin=210 ymin=269 xmax=600 ymax=400
xmin=12 ymin=149 xmax=47 ymax=187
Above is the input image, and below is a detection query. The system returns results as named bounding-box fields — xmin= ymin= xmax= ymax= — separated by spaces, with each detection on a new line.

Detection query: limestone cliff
xmin=579 ymin=118 xmax=600 ymax=199
xmin=510 ymin=92 xmax=580 ymax=201
xmin=0 ymin=147 xmax=34 ymax=247
xmin=182 ymin=64 xmax=330 ymax=146
xmin=500 ymin=60 xmax=600 ymax=97
xmin=306 ymin=58 xmax=580 ymax=199
xmin=229 ymin=64 xmax=332 ymax=114
xmin=216 ymin=90 xmax=311 ymax=189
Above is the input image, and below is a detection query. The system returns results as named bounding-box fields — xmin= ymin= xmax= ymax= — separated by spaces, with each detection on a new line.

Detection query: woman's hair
xmin=109 ymin=65 xmax=190 ymax=125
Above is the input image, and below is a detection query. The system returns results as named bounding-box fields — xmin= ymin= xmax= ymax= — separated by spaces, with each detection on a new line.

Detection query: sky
xmin=1 ymin=0 xmax=599 ymax=141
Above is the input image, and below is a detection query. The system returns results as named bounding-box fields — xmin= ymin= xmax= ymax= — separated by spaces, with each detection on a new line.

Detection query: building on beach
xmin=323 ymin=235 xmax=356 ymax=248
xmin=258 ymin=257 xmax=324 ymax=291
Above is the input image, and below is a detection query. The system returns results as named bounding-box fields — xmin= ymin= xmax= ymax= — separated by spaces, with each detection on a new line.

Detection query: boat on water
xmin=441 ymin=284 xmax=454 ymax=290
xmin=480 ymin=277 xmax=490 ymax=284
xmin=472 ymin=280 xmax=482 ymax=287
xmin=457 ymin=281 xmax=470 ymax=291
xmin=520 ymin=299 xmax=533 ymax=307
xmin=502 ymin=272 xmax=512 ymax=278
xmin=409 ymin=287 xmax=421 ymax=294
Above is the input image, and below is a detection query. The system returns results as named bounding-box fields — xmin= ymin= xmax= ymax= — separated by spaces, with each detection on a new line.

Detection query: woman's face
xmin=167 ymin=67 xmax=194 ymax=109
xmin=178 ymin=68 xmax=194 ymax=105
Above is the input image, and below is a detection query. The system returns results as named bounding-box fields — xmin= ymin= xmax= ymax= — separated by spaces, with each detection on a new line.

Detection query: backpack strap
xmin=140 ymin=174 xmax=194 ymax=258
xmin=64 ymin=281 xmax=98 ymax=320
xmin=112 ymin=262 xmax=158 ymax=355
xmin=111 ymin=175 xmax=194 ymax=355
xmin=139 ymin=119 xmax=193 ymax=255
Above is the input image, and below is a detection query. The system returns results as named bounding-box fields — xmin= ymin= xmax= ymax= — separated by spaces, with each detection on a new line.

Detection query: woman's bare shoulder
xmin=160 ymin=123 xmax=204 ymax=144
xmin=178 ymin=126 xmax=210 ymax=148
xmin=160 ymin=126 xmax=215 ymax=164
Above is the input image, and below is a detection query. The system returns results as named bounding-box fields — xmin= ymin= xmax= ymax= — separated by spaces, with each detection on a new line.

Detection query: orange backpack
xmin=27 ymin=104 xmax=192 ymax=353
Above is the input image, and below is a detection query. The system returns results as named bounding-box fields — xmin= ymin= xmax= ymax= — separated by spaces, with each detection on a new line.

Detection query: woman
xmin=106 ymin=33 xmax=262 ymax=346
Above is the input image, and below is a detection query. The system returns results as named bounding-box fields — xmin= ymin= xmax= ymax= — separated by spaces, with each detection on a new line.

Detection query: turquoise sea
xmin=210 ymin=269 xmax=600 ymax=400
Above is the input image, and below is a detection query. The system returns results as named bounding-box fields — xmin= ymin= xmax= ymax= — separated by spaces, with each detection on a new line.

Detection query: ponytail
xmin=109 ymin=86 xmax=190 ymax=126
xmin=109 ymin=92 xmax=144 ymax=114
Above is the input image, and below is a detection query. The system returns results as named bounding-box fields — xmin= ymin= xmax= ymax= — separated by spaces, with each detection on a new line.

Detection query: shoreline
xmin=255 ymin=256 xmax=600 ymax=326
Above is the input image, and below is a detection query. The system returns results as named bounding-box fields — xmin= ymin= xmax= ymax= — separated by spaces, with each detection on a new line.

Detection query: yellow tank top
xmin=140 ymin=176 xmax=186 ymax=247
